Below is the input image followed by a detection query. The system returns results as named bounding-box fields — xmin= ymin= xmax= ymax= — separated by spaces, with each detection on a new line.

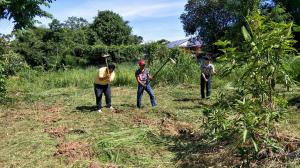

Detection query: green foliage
xmin=151 ymin=48 xmax=199 ymax=85
xmin=290 ymin=56 xmax=300 ymax=82
xmin=90 ymin=10 xmax=143 ymax=45
xmin=0 ymin=61 xmax=6 ymax=102
xmin=215 ymin=11 xmax=297 ymax=106
xmin=0 ymin=0 xmax=55 ymax=29
xmin=180 ymin=0 xmax=262 ymax=51
xmin=1 ymin=50 xmax=29 ymax=76
xmin=206 ymin=8 xmax=297 ymax=164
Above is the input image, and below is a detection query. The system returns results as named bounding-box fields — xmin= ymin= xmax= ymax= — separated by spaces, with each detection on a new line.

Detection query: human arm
xmin=212 ymin=65 xmax=216 ymax=75
xmin=202 ymin=72 xmax=208 ymax=82
xmin=136 ymin=76 xmax=146 ymax=87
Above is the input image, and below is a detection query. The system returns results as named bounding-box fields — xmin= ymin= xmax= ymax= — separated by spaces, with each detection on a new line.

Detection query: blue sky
xmin=0 ymin=0 xmax=188 ymax=42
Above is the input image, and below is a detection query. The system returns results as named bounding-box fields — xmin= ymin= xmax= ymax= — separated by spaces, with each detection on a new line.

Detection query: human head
xmin=204 ymin=55 xmax=212 ymax=64
xmin=108 ymin=64 xmax=115 ymax=73
xmin=138 ymin=59 xmax=146 ymax=69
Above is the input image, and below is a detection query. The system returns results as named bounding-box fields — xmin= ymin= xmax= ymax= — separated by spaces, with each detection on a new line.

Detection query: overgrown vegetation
xmin=204 ymin=8 xmax=299 ymax=166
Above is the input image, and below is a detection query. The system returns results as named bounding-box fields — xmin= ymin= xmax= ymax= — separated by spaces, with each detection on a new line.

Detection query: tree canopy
xmin=0 ymin=0 xmax=55 ymax=30
xmin=90 ymin=10 xmax=142 ymax=45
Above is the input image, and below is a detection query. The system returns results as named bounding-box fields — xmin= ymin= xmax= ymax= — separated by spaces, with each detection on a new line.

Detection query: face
xmin=139 ymin=64 xmax=145 ymax=69
xmin=108 ymin=69 xmax=114 ymax=73
xmin=205 ymin=60 xmax=210 ymax=64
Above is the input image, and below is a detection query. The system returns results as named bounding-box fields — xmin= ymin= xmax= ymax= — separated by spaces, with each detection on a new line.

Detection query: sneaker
xmin=97 ymin=109 xmax=102 ymax=113
xmin=109 ymin=106 xmax=115 ymax=110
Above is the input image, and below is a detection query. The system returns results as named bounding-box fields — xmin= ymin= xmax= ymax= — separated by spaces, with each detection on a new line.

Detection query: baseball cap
xmin=138 ymin=60 xmax=145 ymax=66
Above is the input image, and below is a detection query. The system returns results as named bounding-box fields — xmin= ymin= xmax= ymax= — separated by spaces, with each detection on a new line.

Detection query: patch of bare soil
xmin=89 ymin=162 xmax=101 ymax=168
xmin=42 ymin=114 xmax=61 ymax=124
xmin=54 ymin=141 xmax=93 ymax=163
xmin=160 ymin=118 xmax=194 ymax=137
xmin=44 ymin=126 xmax=68 ymax=138
xmin=132 ymin=114 xmax=158 ymax=126
xmin=0 ymin=109 xmax=27 ymax=122
xmin=35 ymin=104 xmax=61 ymax=113
xmin=88 ymin=162 xmax=118 ymax=168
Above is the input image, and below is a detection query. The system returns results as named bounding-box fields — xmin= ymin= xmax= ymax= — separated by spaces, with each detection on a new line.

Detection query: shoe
xmin=108 ymin=106 xmax=115 ymax=110
xmin=97 ymin=109 xmax=102 ymax=113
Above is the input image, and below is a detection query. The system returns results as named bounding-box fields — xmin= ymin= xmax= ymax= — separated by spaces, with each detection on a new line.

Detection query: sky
xmin=0 ymin=0 xmax=188 ymax=42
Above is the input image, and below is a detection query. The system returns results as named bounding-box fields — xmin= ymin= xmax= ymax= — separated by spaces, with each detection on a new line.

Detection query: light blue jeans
xmin=137 ymin=84 xmax=156 ymax=108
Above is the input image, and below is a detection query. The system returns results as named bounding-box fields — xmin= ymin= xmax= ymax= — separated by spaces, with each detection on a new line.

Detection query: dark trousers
xmin=201 ymin=75 xmax=211 ymax=98
xmin=137 ymin=84 xmax=157 ymax=108
xmin=94 ymin=83 xmax=111 ymax=110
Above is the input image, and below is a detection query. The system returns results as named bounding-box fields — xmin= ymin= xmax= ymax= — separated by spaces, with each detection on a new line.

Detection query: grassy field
xmin=0 ymin=66 xmax=300 ymax=168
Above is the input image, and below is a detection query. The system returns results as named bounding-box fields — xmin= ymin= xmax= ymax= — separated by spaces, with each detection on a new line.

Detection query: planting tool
xmin=152 ymin=57 xmax=176 ymax=79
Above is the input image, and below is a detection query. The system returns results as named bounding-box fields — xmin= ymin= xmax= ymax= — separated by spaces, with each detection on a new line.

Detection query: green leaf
xmin=241 ymin=26 xmax=251 ymax=42
xmin=243 ymin=129 xmax=248 ymax=143
xmin=293 ymin=26 xmax=300 ymax=32
xmin=252 ymin=138 xmax=258 ymax=152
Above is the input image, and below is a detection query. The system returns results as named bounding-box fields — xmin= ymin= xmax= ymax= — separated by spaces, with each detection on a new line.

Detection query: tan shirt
xmin=94 ymin=67 xmax=115 ymax=85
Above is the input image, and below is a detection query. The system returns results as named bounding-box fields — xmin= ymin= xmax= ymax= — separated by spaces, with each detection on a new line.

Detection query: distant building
xmin=167 ymin=38 xmax=202 ymax=54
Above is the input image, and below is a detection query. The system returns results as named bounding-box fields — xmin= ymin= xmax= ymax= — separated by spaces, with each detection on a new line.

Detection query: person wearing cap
xmin=135 ymin=59 xmax=157 ymax=108
xmin=200 ymin=56 xmax=216 ymax=99
xmin=94 ymin=64 xmax=116 ymax=113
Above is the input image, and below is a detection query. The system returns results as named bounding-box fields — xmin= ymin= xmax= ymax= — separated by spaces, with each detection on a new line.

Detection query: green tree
xmin=0 ymin=0 xmax=55 ymax=29
xmin=212 ymin=8 xmax=297 ymax=164
xmin=273 ymin=0 xmax=300 ymax=49
xmin=90 ymin=10 xmax=142 ymax=45
xmin=63 ymin=16 xmax=89 ymax=29
xmin=180 ymin=0 xmax=263 ymax=51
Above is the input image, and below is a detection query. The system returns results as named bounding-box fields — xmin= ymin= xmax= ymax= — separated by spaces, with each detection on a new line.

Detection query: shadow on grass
xmin=173 ymin=98 xmax=200 ymax=102
xmin=162 ymin=133 xmax=238 ymax=167
xmin=119 ymin=103 xmax=136 ymax=108
xmin=177 ymin=105 xmax=203 ymax=110
xmin=289 ymin=96 xmax=300 ymax=108
xmin=75 ymin=105 xmax=97 ymax=113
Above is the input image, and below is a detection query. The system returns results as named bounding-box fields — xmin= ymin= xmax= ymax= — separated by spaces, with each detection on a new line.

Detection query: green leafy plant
xmin=205 ymin=8 xmax=297 ymax=165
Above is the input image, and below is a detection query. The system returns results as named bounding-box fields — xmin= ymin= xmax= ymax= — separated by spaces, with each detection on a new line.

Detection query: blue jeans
xmin=201 ymin=75 xmax=211 ymax=98
xmin=137 ymin=84 xmax=157 ymax=108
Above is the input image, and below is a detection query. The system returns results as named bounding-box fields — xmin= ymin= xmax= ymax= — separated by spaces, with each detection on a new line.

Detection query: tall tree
xmin=63 ymin=16 xmax=89 ymax=30
xmin=0 ymin=0 xmax=55 ymax=30
xmin=90 ymin=10 xmax=141 ymax=45
xmin=274 ymin=0 xmax=300 ymax=49
xmin=180 ymin=0 xmax=262 ymax=51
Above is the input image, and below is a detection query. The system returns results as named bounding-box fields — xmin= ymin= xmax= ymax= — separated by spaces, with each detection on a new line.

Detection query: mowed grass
xmin=1 ymin=66 xmax=300 ymax=167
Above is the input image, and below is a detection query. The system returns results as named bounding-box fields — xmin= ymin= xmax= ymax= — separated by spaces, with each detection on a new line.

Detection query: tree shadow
xmin=119 ymin=103 xmax=136 ymax=108
xmin=75 ymin=105 xmax=97 ymax=113
xmin=161 ymin=133 xmax=240 ymax=167
xmin=173 ymin=98 xmax=200 ymax=102
xmin=288 ymin=96 xmax=300 ymax=108
xmin=177 ymin=105 xmax=204 ymax=110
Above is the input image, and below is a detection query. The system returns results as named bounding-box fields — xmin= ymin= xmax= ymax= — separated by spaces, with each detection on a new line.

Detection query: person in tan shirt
xmin=94 ymin=64 xmax=116 ymax=113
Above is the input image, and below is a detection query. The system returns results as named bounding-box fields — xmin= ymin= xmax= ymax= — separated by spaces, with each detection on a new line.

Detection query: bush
xmin=290 ymin=56 xmax=300 ymax=82
xmin=87 ymin=45 xmax=143 ymax=65
xmin=0 ymin=61 xmax=6 ymax=102
xmin=1 ymin=51 xmax=29 ymax=76
xmin=151 ymin=48 xmax=199 ymax=85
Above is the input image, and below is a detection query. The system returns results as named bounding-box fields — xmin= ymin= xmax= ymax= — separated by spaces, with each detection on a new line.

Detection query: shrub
xmin=1 ymin=51 xmax=29 ymax=76
xmin=211 ymin=10 xmax=296 ymax=165
xmin=290 ymin=56 xmax=300 ymax=82
xmin=151 ymin=48 xmax=199 ymax=85
xmin=0 ymin=61 xmax=6 ymax=102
